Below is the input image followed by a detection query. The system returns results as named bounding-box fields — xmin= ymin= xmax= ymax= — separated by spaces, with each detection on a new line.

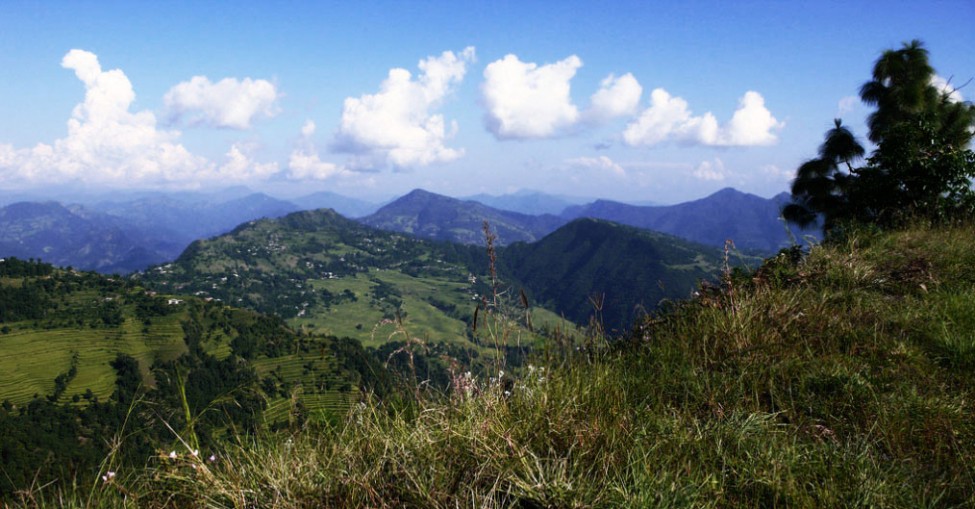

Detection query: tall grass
xmin=9 ymin=223 xmax=975 ymax=508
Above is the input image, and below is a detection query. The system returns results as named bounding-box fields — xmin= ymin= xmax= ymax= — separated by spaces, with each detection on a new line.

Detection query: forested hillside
xmin=499 ymin=218 xmax=726 ymax=331
xmin=0 ymin=258 xmax=393 ymax=497
xmin=139 ymin=208 xmax=726 ymax=340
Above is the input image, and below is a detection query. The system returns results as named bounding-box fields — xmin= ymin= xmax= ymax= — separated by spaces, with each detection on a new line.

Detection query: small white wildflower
xmin=191 ymin=449 xmax=199 ymax=457
xmin=101 ymin=471 xmax=116 ymax=483
xmin=498 ymin=370 xmax=505 ymax=378
xmin=504 ymin=390 xmax=511 ymax=397
xmin=168 ymin=451 xmax=177 ymax=459
xmin=208 ymin=454 xmax=217 ymax=463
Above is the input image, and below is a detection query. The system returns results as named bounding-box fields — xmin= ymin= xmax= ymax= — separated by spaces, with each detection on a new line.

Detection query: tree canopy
xmin=785 ymin=40 xmax=975 ymax=232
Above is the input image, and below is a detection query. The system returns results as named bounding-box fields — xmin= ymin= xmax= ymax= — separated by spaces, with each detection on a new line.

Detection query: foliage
xmin=138 ymin=206 xmax=735 ymax=355
xmin=0 ymin=266 xmax=396 ymax=502
xmin=4 ymin=222 xmax=975 ymax=507
xmin=10 ymin=222 xmax=965 ymax=508
xmin=500 ymin=218 xmax=727 ymax=331
xmin=0 ymin=257 xmax=54 ymax=278
xmin=786 ymin=40 xmax=975 ymax=232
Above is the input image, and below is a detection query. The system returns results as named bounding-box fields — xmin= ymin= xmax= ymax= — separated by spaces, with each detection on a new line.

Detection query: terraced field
xmin=0 ymin=264 xmax=376 ymax=419
xmin=0 ymin=307 xmax=193 ymax=404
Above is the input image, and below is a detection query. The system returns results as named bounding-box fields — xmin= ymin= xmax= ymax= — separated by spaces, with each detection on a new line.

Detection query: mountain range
xmin=0 ymin=186 xmax=808 ymax=275
xmin=360 ymin=189 xmax=565 ymax=245
xmin=361 ymin=187 xmax=813 ymax=253
xmin=0 ymin=193 xmax=302 ymax=273
xmin=561 ymin=188 xmax=814 ymax=253
xmin=0 ymin=201 xmax=173 ymax=273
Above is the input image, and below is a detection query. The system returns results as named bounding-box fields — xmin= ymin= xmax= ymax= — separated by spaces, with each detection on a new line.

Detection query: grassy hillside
xmin=0 ymin=259 xmax=398 ymax=498
xmin=52 ymin=222 xmax=974 ymax=508
xmin=0 ymin=263 xmax=190 ymax=405
xmin=139 ymin=208 xmax=571 ymax=352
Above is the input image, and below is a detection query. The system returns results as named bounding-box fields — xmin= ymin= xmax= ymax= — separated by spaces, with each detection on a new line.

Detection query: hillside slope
xmin=500 ymin=218 xmax=722 ymax=331
xmin=0 ymin=258 xmax=392 ymax=497
xmin=142 ymin=209 xmax=725 ymax=341
xmin=69 ymin=223 xmax=975 ymax=508
xmin=138 ymin=208 xmax=566 ymax=348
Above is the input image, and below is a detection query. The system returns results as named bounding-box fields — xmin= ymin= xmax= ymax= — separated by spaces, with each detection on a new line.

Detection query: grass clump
xmin=10 ymin=223 xmax=975 ymax=508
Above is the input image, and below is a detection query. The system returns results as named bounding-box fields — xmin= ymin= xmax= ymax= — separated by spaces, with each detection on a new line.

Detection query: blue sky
xmin=0 ymin=1 xmax=971 ymax=204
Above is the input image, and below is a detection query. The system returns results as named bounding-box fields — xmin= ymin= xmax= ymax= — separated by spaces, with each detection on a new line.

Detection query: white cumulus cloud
xmin=720 ymin=91 xmax=782 ymax=146
xmin=587 ymin=73 xmax=642 ymax=121
xmin=0 ymin=49 xmax=280 ymax=187
xmin=693 ymin=158 xmax=727 ymax=181
xmin=334 ymin=47 xmax=475 ymax=169
xmin=565 ymin=155 xmax=625 ymax=176
xmin=164 ymin=75 xmax=280 ymax=129
xmin=622 ymin=88 xmax=718 ymax=146
xmin=218 ymin=143 xmax=279 ymax=180
xmin=482 ymin=54 xmax=582 ymax=139
xmin=622 ymin=89 xmax=782 ymax=147
xmin=289 ymin=120 xmax=347 ymax=180
xmin=931 ymin=74 xmax=965 ymax=103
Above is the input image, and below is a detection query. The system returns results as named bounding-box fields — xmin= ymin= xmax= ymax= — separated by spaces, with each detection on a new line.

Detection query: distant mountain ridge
xmin=0 ymin=186 xmax=810 ymax=274
xmin=288 ymin=191 xmax=380 ymax=218
xmin=462 ymin=190 xmax=591 ymax=216
xmin=362 ymin=188 xmax=812 ymax=254
xmin=0 ymin=201 xmax=171 ymax=273
xmin=562 ymin=188 xmax=814 ymax=253
xmin=89 ymin=192 xmax=300 ymax=245
xmin=0 ymin=192 xmax=301 ymax=273
xmin=360 ymin=189 xmax=565 ymax=245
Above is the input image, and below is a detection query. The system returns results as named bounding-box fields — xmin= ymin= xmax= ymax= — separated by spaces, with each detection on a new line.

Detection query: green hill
xmin=139 ymin=208 xmax=729 ymax=346
xmin=27 ymin=222 xmax=975 ymax=508
xmin=500 ymin=218 xmax=726 ymax=331
xmin=0 ymin=258 xmax=393 ymax=497
xmin=139 ymin=208 xmax=571 ymax=349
